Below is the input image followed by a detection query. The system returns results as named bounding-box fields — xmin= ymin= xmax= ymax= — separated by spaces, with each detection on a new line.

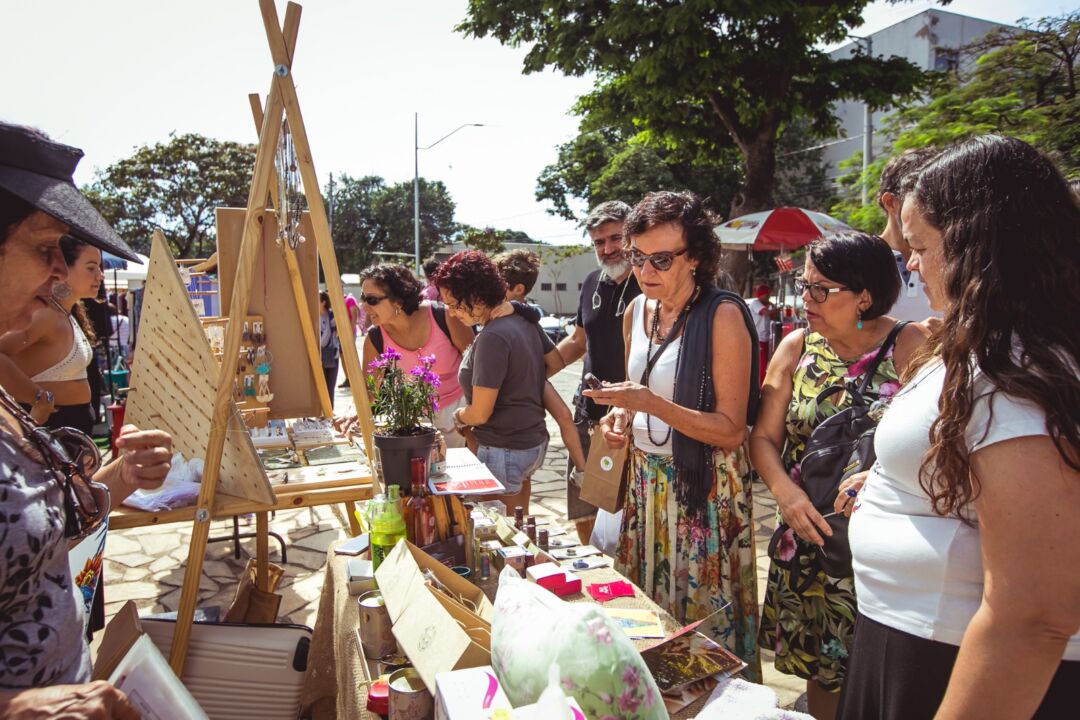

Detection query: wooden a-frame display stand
xmin=159 ymin=0 xmax=378 ymax=673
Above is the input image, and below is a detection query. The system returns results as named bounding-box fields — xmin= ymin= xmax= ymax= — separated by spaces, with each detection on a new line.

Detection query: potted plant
xmin=366 ymin=348 xmax=440 ymax=492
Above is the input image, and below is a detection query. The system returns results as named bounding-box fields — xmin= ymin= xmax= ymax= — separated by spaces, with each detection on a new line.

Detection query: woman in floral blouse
xmin=751 ymin=232 xmax=926 ymax=719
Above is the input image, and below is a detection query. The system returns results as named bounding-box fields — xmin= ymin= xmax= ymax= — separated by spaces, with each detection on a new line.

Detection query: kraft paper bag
xmin=580 ymin=426 xmax=629 ymax=513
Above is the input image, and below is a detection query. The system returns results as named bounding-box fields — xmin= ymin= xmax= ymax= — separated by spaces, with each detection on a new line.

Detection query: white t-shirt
xmin=626 ymin=298 xmax=680 ymax=456
xmin=888 ymin=254 xmax=938 ymax=323
xmin=850 ymin=360 xmax=1080 ymax=659
xmin=746 ymin=297 xmax=772 ymax=341
xmin=110 ymin=315 xmax=130 ymax=350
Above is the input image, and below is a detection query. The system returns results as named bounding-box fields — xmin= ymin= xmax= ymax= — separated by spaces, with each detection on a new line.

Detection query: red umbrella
xmin=714 ymin=207 xmax=852 ymax=252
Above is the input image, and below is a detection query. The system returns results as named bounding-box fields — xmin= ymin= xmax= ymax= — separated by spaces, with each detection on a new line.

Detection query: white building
xmin=823 ymin=9 xmax=1006 ymax=181
xmin=435 ymin=241 xmax=596 ymax=317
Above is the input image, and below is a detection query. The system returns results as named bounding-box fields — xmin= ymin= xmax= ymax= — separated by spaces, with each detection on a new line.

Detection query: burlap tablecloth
xmin=301 ymin=543 xmax=711 ymax=719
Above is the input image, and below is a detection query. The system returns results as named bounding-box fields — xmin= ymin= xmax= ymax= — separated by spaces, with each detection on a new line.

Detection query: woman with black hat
xmin=0 ymin=122 xmax=171 ymax=716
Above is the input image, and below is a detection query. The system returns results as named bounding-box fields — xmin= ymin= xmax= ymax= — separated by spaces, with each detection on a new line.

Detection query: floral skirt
xmin=615 ymin=447 xmax=761 ymax=682
xmin=758 ymin=528 xmax=857 ymax=692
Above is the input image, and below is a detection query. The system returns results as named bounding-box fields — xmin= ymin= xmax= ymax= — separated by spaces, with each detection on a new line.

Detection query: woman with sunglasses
xmin=359 ymin=264 xmax=474 ymax=447
xmin=0 ymin=234 xmax=104 ymax=434
xmin=0 ymin=123 xmax=171 ymax=717
xmin=752 ymin=232 xmax=925 ymax=718
xmin=584 ymin=191 xmax=761 ymax=677
xmin=838 ymin=136 xmax=1080 ymax=719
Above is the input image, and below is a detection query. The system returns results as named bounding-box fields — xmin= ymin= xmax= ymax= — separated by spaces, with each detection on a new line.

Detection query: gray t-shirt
xmin=0 ymin=424 xmax=92 ymax=688
xmin=458 ymin=314 xmax=549 ymax=450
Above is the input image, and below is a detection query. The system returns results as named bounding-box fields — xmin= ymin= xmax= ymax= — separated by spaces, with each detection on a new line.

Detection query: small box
xmin=434 ymin=666 xmax=513 ymax=720
xmin=347 ymin=558 xmax=375 ymax=596
xmin=472 ymin=516 xmax=498 ymax=542
xmin=493 ymin=546 xmax=528 ymax=574
xmin=481 ymin=539 xmax=503 ymax=553
xmin=525 ymin=562 xmax=582 ymax=597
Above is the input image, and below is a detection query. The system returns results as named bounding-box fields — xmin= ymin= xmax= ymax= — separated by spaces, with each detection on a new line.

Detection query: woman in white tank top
xmin=0 ymin=235 xmax=102 ymax=432
xmin=583 ymin=191 xmax=761 ymax=679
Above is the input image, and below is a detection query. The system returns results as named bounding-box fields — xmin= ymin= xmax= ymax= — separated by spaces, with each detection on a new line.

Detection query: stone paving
xmin=103 ymin=359 xmax=803 ymax=707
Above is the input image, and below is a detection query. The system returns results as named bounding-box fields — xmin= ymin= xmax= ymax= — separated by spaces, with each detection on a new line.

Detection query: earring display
xmin=201 ymin=314 xmax=274 ymax=425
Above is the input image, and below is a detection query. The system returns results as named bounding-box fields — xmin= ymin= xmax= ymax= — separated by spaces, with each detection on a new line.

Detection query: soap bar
xmin=347 ymin=558 xmax=375 ymax=595
xmin=525 ymin=562 xmax=582 ymax=596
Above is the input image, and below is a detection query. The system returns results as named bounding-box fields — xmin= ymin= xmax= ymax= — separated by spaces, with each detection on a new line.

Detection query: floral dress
xmin=616 ymin=447 xmax=762 ymax=683
xmin=757 ymin=330 xmax=901 ymax=692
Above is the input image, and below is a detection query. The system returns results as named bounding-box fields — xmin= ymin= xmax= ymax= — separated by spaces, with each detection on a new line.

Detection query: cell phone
xmin=583 ymin=372 xmax=603 ymax=391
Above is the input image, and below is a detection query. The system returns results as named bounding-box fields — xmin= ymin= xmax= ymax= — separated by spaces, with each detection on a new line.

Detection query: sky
xmin=3 ymin=0 xmax=1073 ymax=246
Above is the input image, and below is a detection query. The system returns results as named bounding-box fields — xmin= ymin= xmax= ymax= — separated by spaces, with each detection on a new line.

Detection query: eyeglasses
xmin=28 ymin=423 xmax=106 ymax=541
xmin=794 ymin=277 xmax=852 ymax=303
xmin=359 ymin=293 xmax=387 ymax=306
xmin=627 ymin=247 xmax=689 ymax=272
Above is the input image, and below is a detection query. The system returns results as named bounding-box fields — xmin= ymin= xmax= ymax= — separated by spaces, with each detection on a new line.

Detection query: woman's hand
xmin=0 ymin=681 xmax=140 ymax=719
xmin=776 ymin=484 xmax=832 ymax=546
xmin=114 ymin=425 xmax=172 ymax=492
xmin=452 ymin=407 xmax=469 ymax=431
xmin=30 ymin=389 xmax=54 ymax=425
xmin=834 ymin=470 xmax=869 ymax=517
xmin=333 ymin=414 xmax=360 ymax=437
xmin=598 ymin=408 xmax=630 ymax=448
xmin=583 ymin=381 xmax=655 ymax=414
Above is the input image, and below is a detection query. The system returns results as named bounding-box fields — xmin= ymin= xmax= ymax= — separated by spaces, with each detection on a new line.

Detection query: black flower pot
xmin=371 ymin=428 xmax=436 ymax=494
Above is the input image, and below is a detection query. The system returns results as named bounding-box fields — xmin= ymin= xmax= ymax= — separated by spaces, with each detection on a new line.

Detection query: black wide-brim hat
xmin=0 ymin=122 xmax=139 ymax=262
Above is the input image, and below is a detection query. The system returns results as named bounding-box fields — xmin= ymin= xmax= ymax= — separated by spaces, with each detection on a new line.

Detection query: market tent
xmin=715 ymin=207 xmax=851 ymax=251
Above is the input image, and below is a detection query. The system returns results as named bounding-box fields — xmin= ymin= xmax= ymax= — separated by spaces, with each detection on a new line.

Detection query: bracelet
xmin=33 ymin=388 xmax=54 ymax=406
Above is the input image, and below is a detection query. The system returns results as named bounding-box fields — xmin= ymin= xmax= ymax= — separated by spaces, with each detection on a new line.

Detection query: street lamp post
xmin=413 ymin=113 xmax=485 ymax=274
xmin=849 ymin=34 xmax=875 ymax=206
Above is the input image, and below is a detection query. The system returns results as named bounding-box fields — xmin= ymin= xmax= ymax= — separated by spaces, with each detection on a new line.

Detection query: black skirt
xmin=839 ymin=613 xmax=1080 ymax=720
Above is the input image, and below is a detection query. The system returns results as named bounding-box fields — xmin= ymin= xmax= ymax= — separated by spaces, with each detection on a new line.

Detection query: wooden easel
xmin=166 ymin=0 xmax=377 ymax=673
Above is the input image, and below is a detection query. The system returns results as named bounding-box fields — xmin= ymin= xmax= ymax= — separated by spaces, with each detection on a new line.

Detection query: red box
xmin=526 ymin=563 xmax=582 ymax=597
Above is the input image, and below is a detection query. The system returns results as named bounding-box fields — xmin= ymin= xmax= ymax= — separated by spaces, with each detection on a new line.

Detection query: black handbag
xmin=768 ymin=322 xmax=908 ymax=591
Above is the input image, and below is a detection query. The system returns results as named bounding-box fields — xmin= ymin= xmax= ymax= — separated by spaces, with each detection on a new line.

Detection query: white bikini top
xmin=32 ymin=313 xmax=93 ymax=383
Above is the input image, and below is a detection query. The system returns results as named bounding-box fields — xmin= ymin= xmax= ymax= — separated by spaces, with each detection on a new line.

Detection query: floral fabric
xmin=616 ymin=447 xmax=762 ymax=683
xmin=758 ymin=330 xmax=900 ymax=692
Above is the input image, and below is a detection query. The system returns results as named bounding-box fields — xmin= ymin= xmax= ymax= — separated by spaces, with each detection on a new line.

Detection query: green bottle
xmin=370 ymin=486 xmax=407 ymax=572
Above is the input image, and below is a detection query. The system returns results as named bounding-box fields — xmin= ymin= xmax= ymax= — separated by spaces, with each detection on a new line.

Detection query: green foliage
xmin=831 ymin=12 xmax=1080 ymax=226
xmin=365 ymin=349 xmax=438 ymax=435
xmin=328 ymin=175 xmax=456 ymax=272
xmin=459 ymin=226 xmax=510 ymax=255
xmin=82 ymin=133 xmax=256 ymax=258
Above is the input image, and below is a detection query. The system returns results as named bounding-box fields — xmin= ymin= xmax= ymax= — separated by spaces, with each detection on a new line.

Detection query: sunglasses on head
xmin=627 ymin=246 xmax=689 ymax=272
xmin=359 ymin=293 xmax=387 ymax=306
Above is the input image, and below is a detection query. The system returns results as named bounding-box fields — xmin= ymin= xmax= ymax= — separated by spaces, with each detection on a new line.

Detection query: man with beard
xmin=556 ymin=201 xmax=641 ymax=543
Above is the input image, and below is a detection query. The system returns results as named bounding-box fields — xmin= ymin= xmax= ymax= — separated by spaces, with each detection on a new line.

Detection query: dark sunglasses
xmin=794 ymin=276 xmax=852 ymax=304
xmin=359 ymin=293 xmax=387 ymax=306
xmin=627 ymin=246 xmax=689 ymax=272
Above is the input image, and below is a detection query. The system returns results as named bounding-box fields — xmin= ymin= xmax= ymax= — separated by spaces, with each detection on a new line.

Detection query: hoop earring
xmin=52 ymin=282 xmax=72 ymax=302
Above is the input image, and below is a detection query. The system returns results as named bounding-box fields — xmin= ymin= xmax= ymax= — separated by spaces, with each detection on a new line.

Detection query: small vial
xmin=538 ymin=528 xmax=549 ymax=551
xmin=514 ymin=506 xmax=524 ymax=529
xmin=479 ymin=550 xmax=491 ymax=580
xmin=526 ymin=523 xmax=537 ymax=544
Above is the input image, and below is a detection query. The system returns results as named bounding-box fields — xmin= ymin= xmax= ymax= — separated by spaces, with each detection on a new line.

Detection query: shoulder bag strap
xmin=855 ymin=320 xmax=910 ymax=396
xmin=369 ymin=327 xmax=384 ymax=354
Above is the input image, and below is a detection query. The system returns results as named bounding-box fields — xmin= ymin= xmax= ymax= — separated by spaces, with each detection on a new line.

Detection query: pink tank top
xmin=383 ymin=304 xmax=464 ymax=406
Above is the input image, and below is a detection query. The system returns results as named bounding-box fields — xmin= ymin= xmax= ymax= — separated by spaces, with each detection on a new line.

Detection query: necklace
xmin=641 ymin=289 xmax=697 ymax=447
xmin=591 ymin=272 xmax=631 ymax=316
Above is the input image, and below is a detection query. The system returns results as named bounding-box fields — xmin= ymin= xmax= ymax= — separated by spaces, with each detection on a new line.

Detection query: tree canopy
xmin=831 ymin=11 xmax=1080 ymax=231
xmin=83 ymin=133 xmax=255 ymax=258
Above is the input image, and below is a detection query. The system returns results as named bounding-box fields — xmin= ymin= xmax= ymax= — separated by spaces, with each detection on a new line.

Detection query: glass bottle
xmin=407 ymin=479 xmax=437 ymax=547
xmin=370 ymin=486 xmax=407 ymax=572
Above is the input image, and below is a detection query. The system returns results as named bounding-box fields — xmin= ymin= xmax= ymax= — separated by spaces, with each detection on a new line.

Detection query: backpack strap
xmin=369 ymin=327 xmax=384 ymax=355
xmin=854 ymin=320 xmax=909 ymax=396
xmin=430 ymin=301 xmax=452 ymax=341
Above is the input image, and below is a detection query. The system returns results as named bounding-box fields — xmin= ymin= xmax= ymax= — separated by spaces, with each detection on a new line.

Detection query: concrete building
xmin=822 ymin=9 xmax=1007 ymax=182
xmin=434 ymin=241 xmax=596 ymax=317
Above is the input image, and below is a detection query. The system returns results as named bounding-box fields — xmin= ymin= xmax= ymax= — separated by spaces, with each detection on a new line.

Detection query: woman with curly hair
xmin=359 ymin=264 xmax=474 ymax=446
xmin=839 ymin=136 xmax=1080 ymax=719
xmin=583 ymin=191 xmax=762 ymax=676
xmin=432 ymin=251 xmax=559 ymax=514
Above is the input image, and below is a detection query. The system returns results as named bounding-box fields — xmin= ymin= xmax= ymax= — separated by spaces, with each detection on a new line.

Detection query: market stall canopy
xmin=102 ymin=251 xmax=151 ymax=283
xmin=715 ymin=207 xmax=851 ymax=252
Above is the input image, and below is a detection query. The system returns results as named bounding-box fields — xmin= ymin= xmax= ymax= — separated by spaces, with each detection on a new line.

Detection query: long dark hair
xmin=906 ymin=135 xmax=1080 ymax=518
xmin=58 ymin=234 xmax=97 ymax=344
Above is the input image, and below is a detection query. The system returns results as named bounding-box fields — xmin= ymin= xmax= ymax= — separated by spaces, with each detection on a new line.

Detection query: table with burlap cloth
xmin=301 ymin=543 xmax=715 ymax=719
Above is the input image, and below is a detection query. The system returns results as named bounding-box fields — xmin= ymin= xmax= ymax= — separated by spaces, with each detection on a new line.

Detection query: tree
xmin=458 ymin=226 xmax=510 ymax=255
xmin=326 ymin=175 xmax=457 ymax=272
xmin=83 ymin=133 xmax=256 ymax=258
xmin=831 ymin=11 xmax=1080 ymax=230
xmin=459 ymin=1 xmax=933 ymax=287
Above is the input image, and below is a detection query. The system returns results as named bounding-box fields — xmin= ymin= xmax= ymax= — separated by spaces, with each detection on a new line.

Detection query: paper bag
xmin=580 ymin=426 xmax=628 ymax=513
xmin=375 ymin=540 xmax=493 ymax=693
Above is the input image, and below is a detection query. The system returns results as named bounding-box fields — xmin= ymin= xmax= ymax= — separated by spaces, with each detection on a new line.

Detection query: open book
xmin=428 ymin=447 xmax=506 ymax=495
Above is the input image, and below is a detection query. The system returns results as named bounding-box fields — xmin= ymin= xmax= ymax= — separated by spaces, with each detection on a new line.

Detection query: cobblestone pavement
xmin=104 ymin=358 xmax=802 ymax=706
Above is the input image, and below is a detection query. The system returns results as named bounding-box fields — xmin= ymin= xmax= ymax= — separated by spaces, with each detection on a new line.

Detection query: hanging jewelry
xmin=641 ymin=289 xmax=696 ymax=447
xmin=856 ymin=310 xmax=864 ymax=330
xmin=275 ymin=119 xmax=305 ymax=250
xmin=52 ymin=282 xmax=72 ymax=302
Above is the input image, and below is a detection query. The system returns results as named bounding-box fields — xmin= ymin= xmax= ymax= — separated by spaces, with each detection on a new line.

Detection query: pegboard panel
xmin=126 ymin=232 xmax=275 ymax=505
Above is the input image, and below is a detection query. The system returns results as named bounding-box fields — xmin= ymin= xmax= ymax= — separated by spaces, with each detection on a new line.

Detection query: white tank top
xmin=626 ymin=297 xmax=681 ymax=455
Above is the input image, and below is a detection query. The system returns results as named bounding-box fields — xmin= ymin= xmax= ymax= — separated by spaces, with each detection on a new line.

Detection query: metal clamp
xmin=195 ymin=508 xmax=210 ymax=523
xmin=275 ymin=64 xmax=289 ymax=77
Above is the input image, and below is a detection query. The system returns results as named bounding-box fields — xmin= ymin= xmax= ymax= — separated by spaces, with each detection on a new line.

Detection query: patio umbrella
xmin=714 ymin=207 xmax=852 ymax=252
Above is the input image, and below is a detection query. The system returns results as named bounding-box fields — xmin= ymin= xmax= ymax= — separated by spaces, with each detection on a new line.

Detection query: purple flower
xmin=587 ymin=618 xmax=613 ymax=645
xmin=878 ymin=380 xmax=901 ymax=399
xmin=622 ymin=666 xmax=640 ymax=687
xmin=561 ymin=677 xmax=575 ymax=692
xmin=617 ymin=689 xmax=641 ymax=713
xmin=431 ymin=399 xmax=440 ymax=412
xmin=409 ymin=365 xmax=426 ymax=377
xmin=777 ymin=527 xmax=797 ymax=562
xmin=382 ymin=347 xmax=402 ymax=362
xmin=419 ymin=353 xmax=436 ymax=366
xmin=368 ymin=358 xmax=386 ymax=370
xmin=643 ymin=684 xmax=657 ymax=707
xmin=599 ymin=692 xmax=612 ymax=704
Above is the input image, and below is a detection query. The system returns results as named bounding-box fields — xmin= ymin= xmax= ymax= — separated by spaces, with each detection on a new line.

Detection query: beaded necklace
xmin=641 ymin=288 xmax=698 ymax=447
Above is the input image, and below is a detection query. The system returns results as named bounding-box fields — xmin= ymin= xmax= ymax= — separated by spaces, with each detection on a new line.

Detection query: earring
xmin=52 ymin=282 xmax=72 ymax=302
xmin=856 ymin=310 xmax=863 ymax=330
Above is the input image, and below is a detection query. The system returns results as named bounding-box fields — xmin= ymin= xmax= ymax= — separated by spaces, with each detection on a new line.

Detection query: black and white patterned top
xmin=0 ymin=421 xmax=91 ymax=688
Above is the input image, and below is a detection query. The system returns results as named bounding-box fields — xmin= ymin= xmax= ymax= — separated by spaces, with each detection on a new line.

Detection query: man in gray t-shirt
xmin=458 ymin=313 xmax=549 ymax=450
